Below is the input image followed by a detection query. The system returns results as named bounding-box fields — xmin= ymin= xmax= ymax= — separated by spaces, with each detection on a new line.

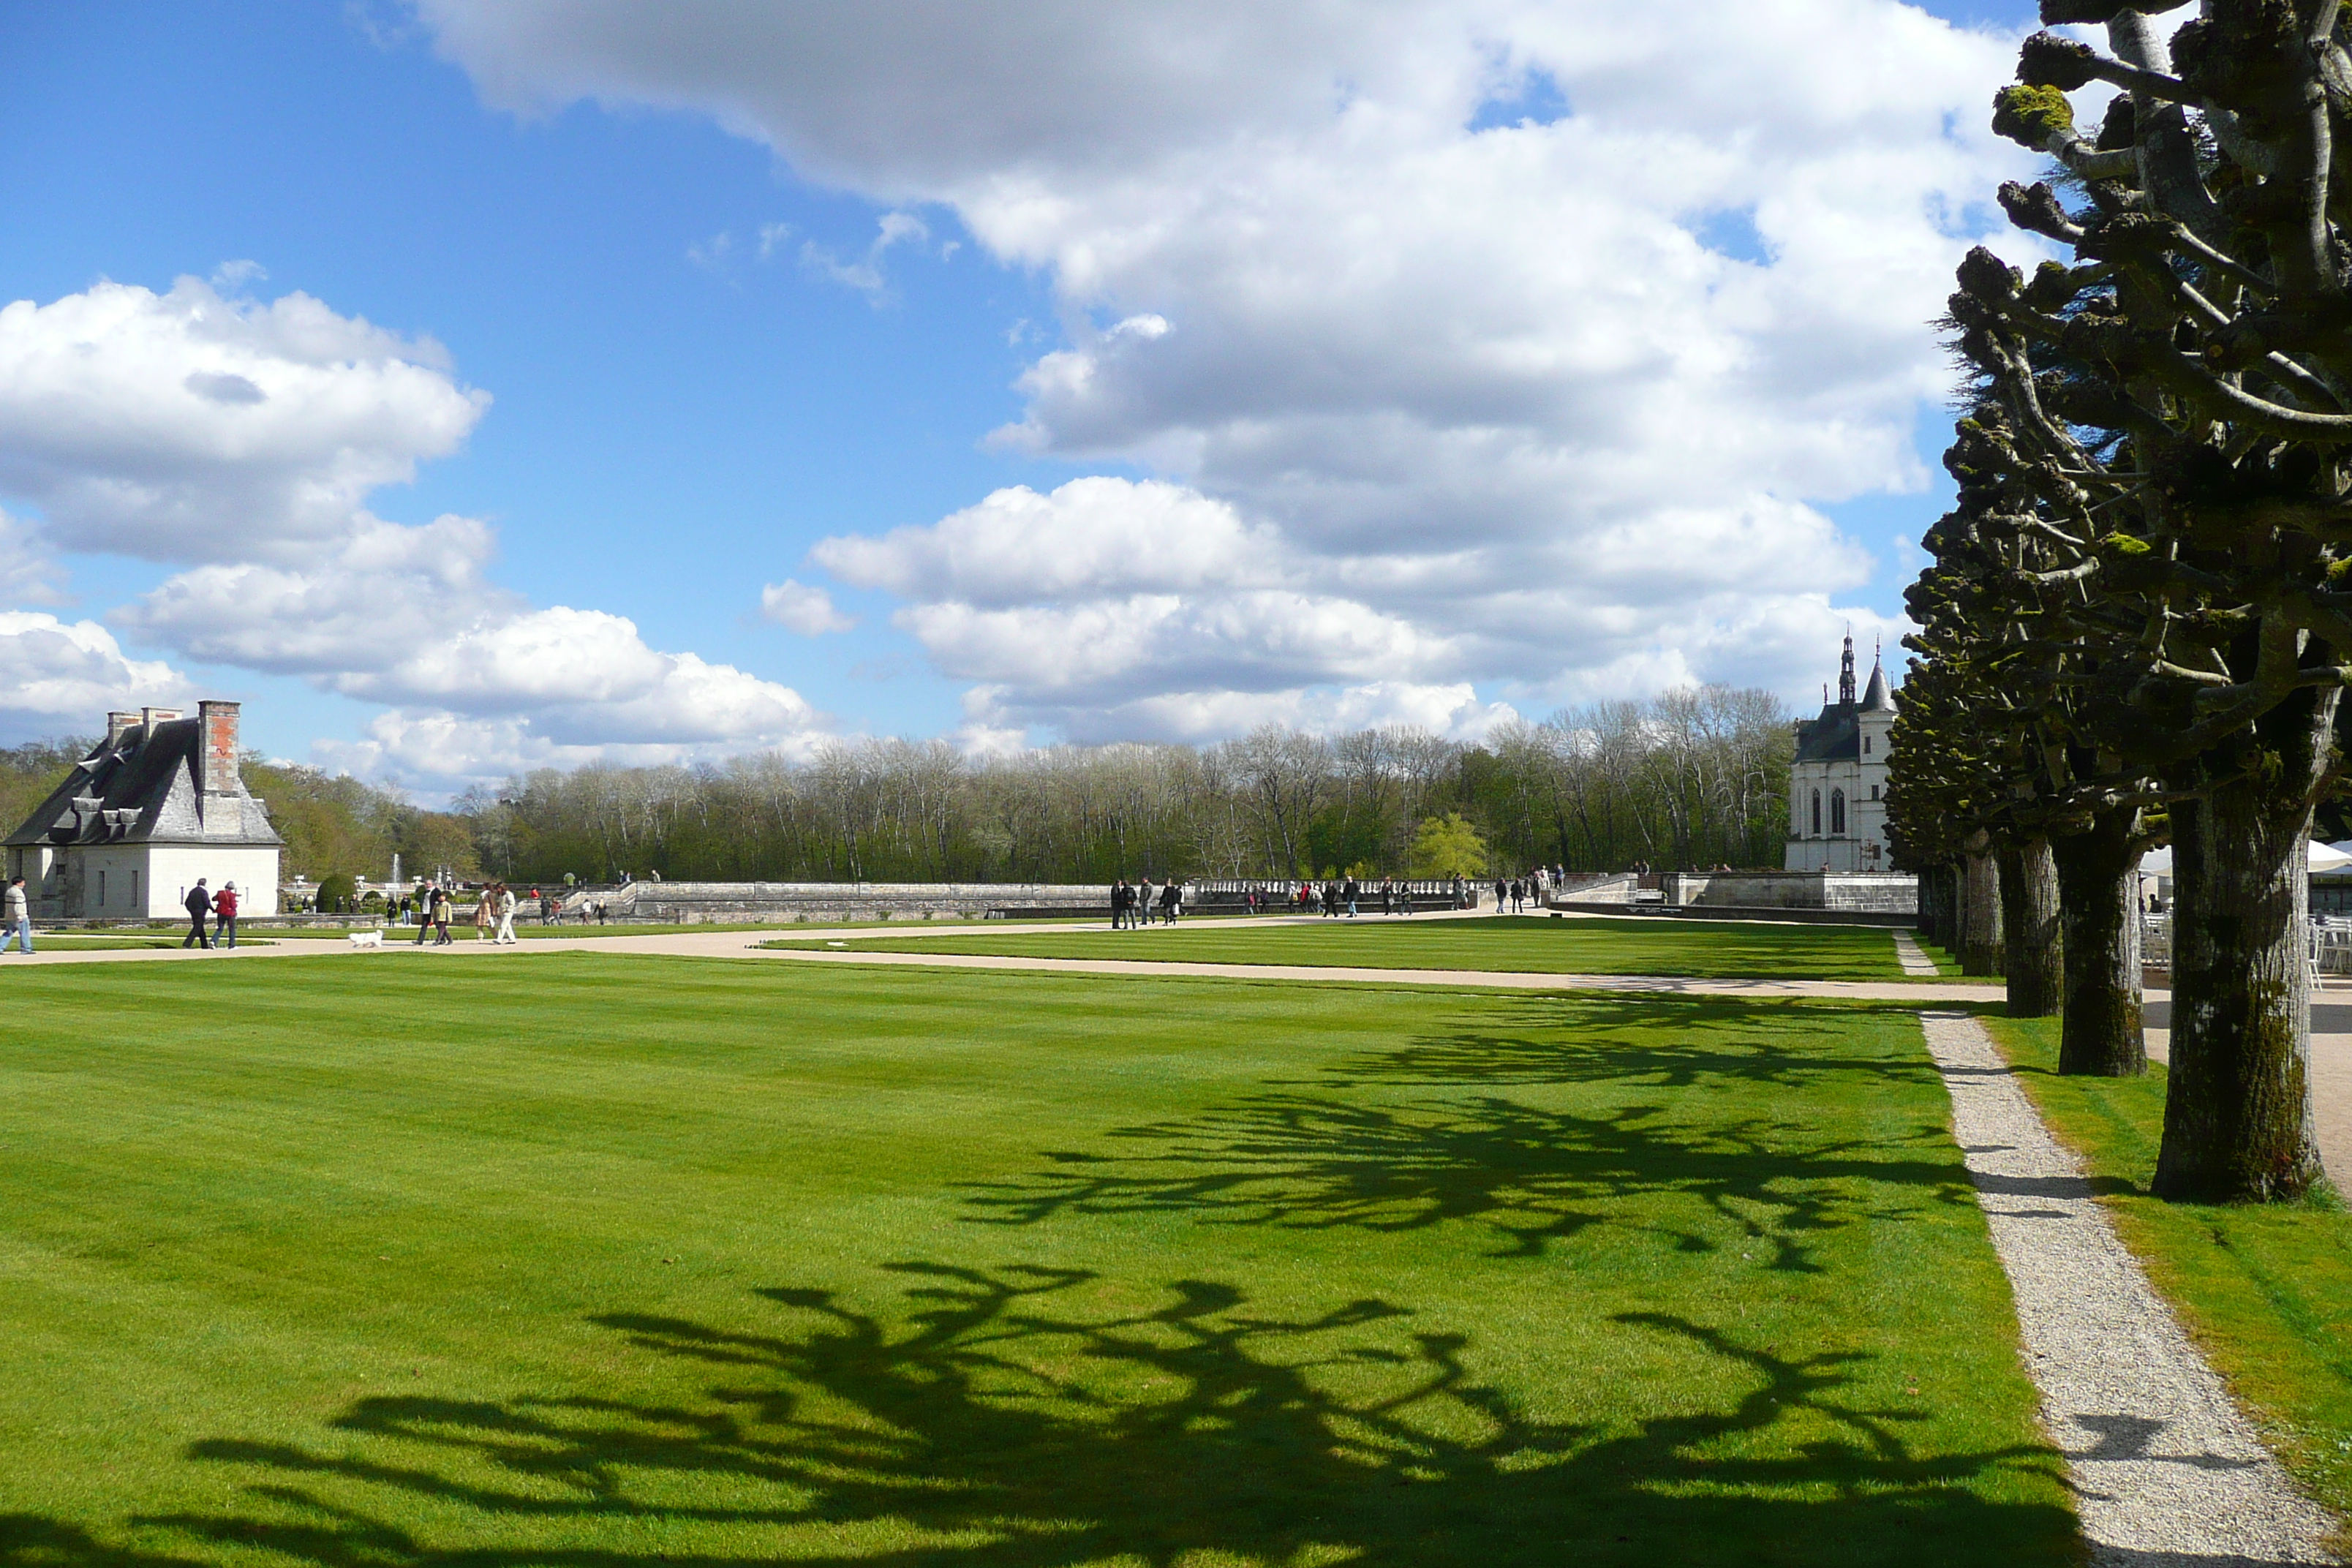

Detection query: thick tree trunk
xmin=2155 ymin=709 xmax=2331 ymax=1201
xmin=2000 ymin=837 xmax=2063 ymax=1017
xmin=1960 ymin=848 xmax=2004 ymax=976
xmin=2052 ymin=813 xmax=2144 ymax=1075
xmin=1917 ymin=864 xmax=1952 ymax=950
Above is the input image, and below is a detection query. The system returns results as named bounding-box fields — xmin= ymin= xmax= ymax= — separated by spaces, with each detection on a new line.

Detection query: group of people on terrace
xmin=402 ymin=880 xmax=525 ymax=946
xmin=1109 ymin=876 xmax=1183 ymax=928
xmin=1294 ymin=876 xmax=1430 ymax=917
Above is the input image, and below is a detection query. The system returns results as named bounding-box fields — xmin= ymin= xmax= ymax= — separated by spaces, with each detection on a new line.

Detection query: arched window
xmin=1810 ymin=789 xmax=1822 ymax=836
xmin=1831 ymin=788 xmax=1847 ymax=835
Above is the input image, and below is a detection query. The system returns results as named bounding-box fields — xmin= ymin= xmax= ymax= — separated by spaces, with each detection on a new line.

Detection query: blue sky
xmin=0 ymin=0 xmax=2046 ymax=790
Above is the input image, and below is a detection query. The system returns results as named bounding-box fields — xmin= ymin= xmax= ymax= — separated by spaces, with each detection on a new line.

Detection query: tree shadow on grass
xmin=1 ymin=1267 xmax=2073 ymax=1568
xmin=1305 ymin=995 xmax=1946 ymax=1095
xmin=965 ymin=998 xmax=1971 ymax=1267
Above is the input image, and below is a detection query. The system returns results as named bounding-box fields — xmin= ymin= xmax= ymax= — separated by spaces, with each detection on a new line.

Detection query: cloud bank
xmin=424 ymin=0 xmax=2017 ymax=731
xmin=0 ymin=276 xmax=826 ymax=786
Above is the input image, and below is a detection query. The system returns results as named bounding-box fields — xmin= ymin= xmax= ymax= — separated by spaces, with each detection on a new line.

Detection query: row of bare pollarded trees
xmin=457 ymin=687 xmax=1794 ymax=893
xmin=1889 ymin=0 xmax=2352 ymax=1204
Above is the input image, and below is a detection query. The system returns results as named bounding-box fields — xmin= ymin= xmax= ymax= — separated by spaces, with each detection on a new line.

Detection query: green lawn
xmin=1988 ymin=1017 xmax=2352 ymax=1523
xmin=0 ymin=957 xmax=2068 ymax=1565
xmin=767 ymin=913 xmax=1915 ymax=981
xmin=6 ymin=935 xmax=274 ymax=951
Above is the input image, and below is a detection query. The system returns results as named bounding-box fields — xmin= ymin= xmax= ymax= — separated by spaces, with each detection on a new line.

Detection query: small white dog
xmin=347 ymin=929 xmax=385 ymax=949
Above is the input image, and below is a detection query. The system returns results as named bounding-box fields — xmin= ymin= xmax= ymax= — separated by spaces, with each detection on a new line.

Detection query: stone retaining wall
xmin=569 ymin=881 xmax=1114 ymax=924
xmin=1660 ymin=870 xmax=1917 ymax=913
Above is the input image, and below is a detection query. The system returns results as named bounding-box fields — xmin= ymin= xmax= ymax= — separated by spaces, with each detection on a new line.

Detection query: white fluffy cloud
xmin=0 ymin=509 xmax=65 ymax=608
xmin=0 ymin=277 xmax=486 ymax=562
xmin=759 ymin=578 xmax=856 ymax=636
xmin=0 ymin=613 xmax=193 ymax=734
xmin=0 ymin=277 xmax=828 ymax=782
xmin=423 ymin=0 xmax=2030 ymax=729
xmin=316 ymin=702 xmax=830 ymax=794
xmin=113 ymin=508 xmax=823 ymax=758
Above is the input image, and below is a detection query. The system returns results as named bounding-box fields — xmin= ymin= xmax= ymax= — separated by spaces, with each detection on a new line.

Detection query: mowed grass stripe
xmin=766 ymin=911 xmax=1910 ymax=981
xmin=0 ymin=957 xmax=2068 ymax=1565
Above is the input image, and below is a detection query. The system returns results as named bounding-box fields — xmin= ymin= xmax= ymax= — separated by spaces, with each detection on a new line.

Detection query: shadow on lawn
xmin=966 ymin=997 xmax=1968 ymax=1267
xmin=1 ymin=1267 xmax=2071 ymax=1568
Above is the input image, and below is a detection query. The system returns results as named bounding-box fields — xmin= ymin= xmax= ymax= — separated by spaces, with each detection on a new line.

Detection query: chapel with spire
xmin=1783 ymin=634 xmax=1896 ymax=872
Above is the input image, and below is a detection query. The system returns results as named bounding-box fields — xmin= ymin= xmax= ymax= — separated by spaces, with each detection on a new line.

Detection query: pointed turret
xmin=1861 ymin=641 xmax=1892 ymax=711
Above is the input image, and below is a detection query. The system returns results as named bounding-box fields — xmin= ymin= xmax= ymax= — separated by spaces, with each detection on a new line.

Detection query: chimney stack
xmin=198 ymin=701 xmax=240 ymax=795
xmin=140 ymin=706 xmax=181 ymax=733
xmin=105 ymin=712 xmax=137 ymax=748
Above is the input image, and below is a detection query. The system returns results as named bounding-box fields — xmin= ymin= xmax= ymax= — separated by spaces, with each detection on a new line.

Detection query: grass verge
xmin=0 ymin=957 xmax=2068 ymax=1565
xmin=1986 ymin=1015 xmax=2352 ymax=1520
xmin=3 ymin=935 xmax=275 ymax=951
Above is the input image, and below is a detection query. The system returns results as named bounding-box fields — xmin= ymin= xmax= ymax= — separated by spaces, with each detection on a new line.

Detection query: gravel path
xmin=1893 ymin=929 xmax=1940 ymax=976
xmin=1921 ymin=1010 xmax=2339 ymax=1565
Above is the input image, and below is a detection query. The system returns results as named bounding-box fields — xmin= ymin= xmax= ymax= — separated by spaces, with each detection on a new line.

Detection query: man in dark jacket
xmin=183 ymin=879 xmax=213 ymax=949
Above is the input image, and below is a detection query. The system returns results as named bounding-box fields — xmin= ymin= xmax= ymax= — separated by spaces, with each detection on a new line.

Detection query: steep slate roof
xmin=1794 ymin=704 xmax=1862 ymax=763
xmin=1861 ymin=658 xmax=1893 ymax=711
xmin=4 ymin=717 xmax=282 ymax=848
xmin=1793 ymin=657 xmax=1895 ymax=764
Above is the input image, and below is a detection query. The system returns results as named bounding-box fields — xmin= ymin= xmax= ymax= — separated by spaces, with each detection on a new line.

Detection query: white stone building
xmin=1784 ymin=638 xmax=1896 ymax=872
xmin=5 ymin=703 xmax=283 ymax=919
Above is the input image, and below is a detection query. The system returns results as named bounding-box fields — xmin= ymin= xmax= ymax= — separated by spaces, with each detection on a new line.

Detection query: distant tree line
xmin=458 ymin=687 xmax=1793 ymax=886
xmin=0 ymin=684 xmax=1793 ymax=889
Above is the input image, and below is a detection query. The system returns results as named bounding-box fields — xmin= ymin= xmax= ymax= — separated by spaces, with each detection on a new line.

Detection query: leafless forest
xmin=464 ymin=685 xmax=1793 ymax=884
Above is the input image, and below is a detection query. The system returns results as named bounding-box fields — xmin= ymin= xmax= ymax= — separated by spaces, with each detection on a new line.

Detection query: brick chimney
xmin=141 ymin=706 xmax=182 ymax=733
xmin=198 ymin=701 xmax=240 ymax=795
xmin=104 ymin=712 xmax=137 ymax=748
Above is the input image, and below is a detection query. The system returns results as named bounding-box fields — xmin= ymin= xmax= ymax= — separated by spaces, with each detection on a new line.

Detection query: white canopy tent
xmin=2140 ymin=840 xmax=2352 ymax=879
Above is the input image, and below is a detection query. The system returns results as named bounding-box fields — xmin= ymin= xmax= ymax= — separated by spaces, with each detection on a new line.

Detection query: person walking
xmin=1343 ymin=875 xmax=1360 ymax=918
xmin=414 ymin=879 xmax=435 ymax=945
xmin=1 ymin=875 xmax=32 ymax=955
xmin=473 ymin=886 xmax=495 ymax=942
xmin=1138 ymin=876 xmax=1156 ymax=930
xmin=431 ymin=884 xmax=453 ymax=944
xmin=1491 ymin=876 xmax=1507 ymax=914
xmin=1110 ymin=878 xmax=1131 ymax=930
xmin=183 ymin=879 xmax=214 ymax=948
xmin=1160 ymin=879 xmax=1181 ymax=924
xmin=215 ymin=881 xmax=240 ymax=949
xmin=495 ymin=883 xmax=519 ymax=944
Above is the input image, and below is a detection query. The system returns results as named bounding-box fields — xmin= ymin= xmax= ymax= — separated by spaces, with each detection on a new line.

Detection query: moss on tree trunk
xmin=2052 ymin=814 xmax=2144 ymax=1077
xmin=1999 ymin=837 xmax=2062 ymax=1018
xmin=2155 ymin=770 xmax=2326 ymax=1202
xmin=1961 ymin=848 xmax=2003 ymax=978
